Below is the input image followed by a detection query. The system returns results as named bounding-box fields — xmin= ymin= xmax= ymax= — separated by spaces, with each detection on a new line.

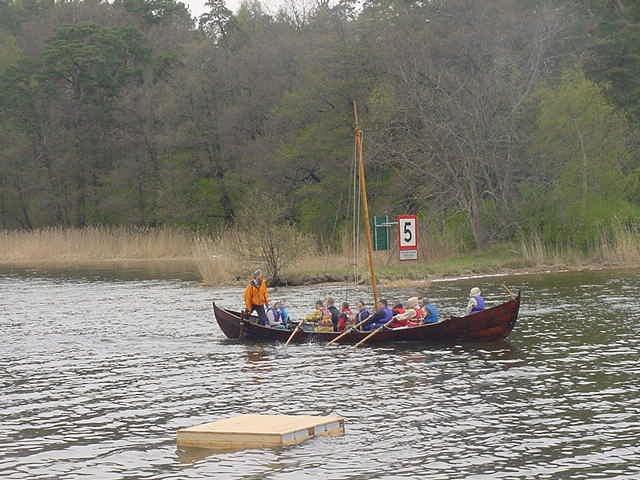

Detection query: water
xmin=1 ymin=270 xmax=639 ymax=479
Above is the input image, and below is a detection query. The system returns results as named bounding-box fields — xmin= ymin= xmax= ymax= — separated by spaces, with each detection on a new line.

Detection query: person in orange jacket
xmin=243 ymin=269 xmax=269 ymax=324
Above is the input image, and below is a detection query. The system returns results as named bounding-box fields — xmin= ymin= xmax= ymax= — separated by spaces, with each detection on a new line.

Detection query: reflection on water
xmin=1 ymin=270 xmax=639 ymax=479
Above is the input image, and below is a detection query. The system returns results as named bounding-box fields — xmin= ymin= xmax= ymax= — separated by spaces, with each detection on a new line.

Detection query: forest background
xmin=2 ymin=0 xmax=640 ymax=284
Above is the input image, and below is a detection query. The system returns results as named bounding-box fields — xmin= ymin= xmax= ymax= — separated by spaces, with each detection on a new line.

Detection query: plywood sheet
xmin=177 ymin=414 xmax=345 ymax=450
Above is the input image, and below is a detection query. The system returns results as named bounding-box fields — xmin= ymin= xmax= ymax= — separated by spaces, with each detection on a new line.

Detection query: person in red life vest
xmin=337 ymin=312 xmax=349 ymax=332
xmin=392 ymin=303 xmax=405 ymax=316
xmin=414 ymin=299 xmax=426 ymax=322
xmin=340 ymin=302 xmax=353 ymax=324
xmin=407 ymin=297 xmax=424 ymax=327
xmin=390 ymin=297 xmax=420 ymax=328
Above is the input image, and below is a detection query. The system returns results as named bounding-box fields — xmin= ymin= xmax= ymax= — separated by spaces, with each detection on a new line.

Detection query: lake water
xmin=1 ymin=269 xmax=639 ymax=479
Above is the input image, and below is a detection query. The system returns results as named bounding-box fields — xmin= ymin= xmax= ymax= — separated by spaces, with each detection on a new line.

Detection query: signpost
xmin=373 ymin=215 xmax=390 ymax=251
xmin=397 ymin=215 xmax=418 ymax=261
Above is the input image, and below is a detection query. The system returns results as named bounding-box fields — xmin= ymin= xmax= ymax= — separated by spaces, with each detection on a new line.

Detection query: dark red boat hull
xmin=213 ymin=293 xmax=520 ymax=345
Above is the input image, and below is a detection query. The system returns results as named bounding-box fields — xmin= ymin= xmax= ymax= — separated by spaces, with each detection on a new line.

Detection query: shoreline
xmin=0 ymin=257 xmax=635 ymax=286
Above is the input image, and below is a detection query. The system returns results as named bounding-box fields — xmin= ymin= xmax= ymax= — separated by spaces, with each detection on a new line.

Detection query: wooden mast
xmin=353 ymin=100 xmax=380 ymax=306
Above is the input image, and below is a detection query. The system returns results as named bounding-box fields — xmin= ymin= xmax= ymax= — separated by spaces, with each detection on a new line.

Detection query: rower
xmin=363 ymin=299 xmax=393 ymax=331
xmin=266 ymin=301 xmax=285 ymax=329
xmin=337 ymin=312 xmax=349 ymax=332
xmin=422 ymin=297 xmax=440 ymax=324
xmin=326 ymin=297 xmax=340 ymax=332
xmin=306 ymin=300 xmax=333 ymax=332
xmin=278 ymin=301 xmax=291 ymax=328
xmin=354 ymin=300 xmax=370 ymax=324
xmin=390 ymin=297 xmax=420 ymax=328
xmin=392 ymin=303 xmax=405 ymax=315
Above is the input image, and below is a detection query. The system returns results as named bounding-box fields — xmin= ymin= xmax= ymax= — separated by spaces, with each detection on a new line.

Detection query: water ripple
xmin=1 ymin=271 xmax=639 ymax=479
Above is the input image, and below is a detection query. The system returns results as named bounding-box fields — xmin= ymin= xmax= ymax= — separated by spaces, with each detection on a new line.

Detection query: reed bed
xmin=0 ymin=226 xmax=195 ymax=262
xmin=3 ymin=224 xmax=640 ymax=285
xmin=519 ymin=224 xmax=640 ymax=267
xmin=192 ymin=231 xmax=244 ymax=285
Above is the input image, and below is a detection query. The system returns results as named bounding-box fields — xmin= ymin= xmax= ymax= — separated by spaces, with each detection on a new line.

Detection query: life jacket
xmin=471 ymin=295 xmax=486 ymax=313
xmin=390 ymin=317 xmax=409 ymax=328
xmin=337 ymin=315 xmax=347 ymax=332
xmin=319 ymin=308 xmax=333 ymax=327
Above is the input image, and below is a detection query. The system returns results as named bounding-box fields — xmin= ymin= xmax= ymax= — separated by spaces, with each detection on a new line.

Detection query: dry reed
xmin=192 ymin=231 xmax=243 ymax=285
xmin=0 ymin=226 xmax=194 ymax=262
xmin=520 ymin=224 xmax=640 ymax=267
xmin=4 ymin=223 xmax=638 ymax=286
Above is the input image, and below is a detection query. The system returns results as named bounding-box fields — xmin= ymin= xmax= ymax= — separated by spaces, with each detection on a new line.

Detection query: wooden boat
xmin=215 ymin=103 xmax=522 ymax=346
xmin=213 ymin=292 xmax=520 ymax=345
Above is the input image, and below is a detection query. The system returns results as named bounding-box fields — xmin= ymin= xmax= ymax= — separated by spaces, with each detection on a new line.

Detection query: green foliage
xmin=526 ymin=69 xmax=640 ymax=249
xmin=0 ymin=0 xmax=639 ymax=259
xmin=42 ymin=24 xmax=150 ymax=103
xmin=0 ymin=30 xmax=20 ymax=72
xmin=198 ymin=0 xmax=235 ymax=42
xmin=582 ymin=0 xmax=640 ymax=122
xmin=116 ymin=0 xmax=191 ymax=24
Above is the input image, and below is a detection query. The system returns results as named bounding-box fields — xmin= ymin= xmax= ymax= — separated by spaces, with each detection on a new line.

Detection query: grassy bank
xmin=1 ymin=226 xmax=639 ymax=284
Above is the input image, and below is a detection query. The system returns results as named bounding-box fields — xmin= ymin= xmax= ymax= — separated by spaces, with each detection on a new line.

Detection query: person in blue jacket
xmin=278 ymin=301 xmax=290 ymax=328
xmin=466 ymin=287 xmax=486 ymax=315
xmin=422 ymin=297 xmax=440 ymax=324
xmin=364 ymin=299 xmax=394 ymax=331
xmin=355 ymin=300 xmax=370 ymax=324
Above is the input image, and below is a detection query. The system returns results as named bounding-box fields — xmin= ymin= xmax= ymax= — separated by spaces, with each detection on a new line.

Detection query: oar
xmin=327 ymin=313 xmax=375 ymax=346
xmin=284 ymin=320 xmax=304 ymax=346
xmin=502 ymin=283 xmax=515 ymax=298
xmin=353 ymin=317 xmax=396 ymax=348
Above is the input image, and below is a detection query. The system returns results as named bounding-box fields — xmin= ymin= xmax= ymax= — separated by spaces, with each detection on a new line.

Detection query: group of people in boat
xmin=242 ymin=269 xmax=487 ymax=333
xmin=301 ymin=296 xmax=441 ymax=332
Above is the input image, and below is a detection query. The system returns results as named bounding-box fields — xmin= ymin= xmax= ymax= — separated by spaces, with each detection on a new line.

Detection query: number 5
xmin=403 ymin=222 xmax=412 ymax=243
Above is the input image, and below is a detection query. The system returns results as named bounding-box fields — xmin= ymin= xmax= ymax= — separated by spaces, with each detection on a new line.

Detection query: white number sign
xmin=397 ymin=215 xmax=418 ymax=261
xmin=399 ymin=217 xmax=417 ymax=248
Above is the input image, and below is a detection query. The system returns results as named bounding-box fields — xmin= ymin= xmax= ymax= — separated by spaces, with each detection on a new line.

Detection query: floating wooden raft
xmin=177 ymin=414 xmax=345 ymax=450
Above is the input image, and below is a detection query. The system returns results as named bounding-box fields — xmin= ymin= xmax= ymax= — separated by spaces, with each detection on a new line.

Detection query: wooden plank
xmin=177 ymin=414 xmax=345 ymax=450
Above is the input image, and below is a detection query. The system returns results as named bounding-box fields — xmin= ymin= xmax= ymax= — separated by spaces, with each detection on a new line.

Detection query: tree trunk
xmin=469 ymin=182 xmax=486 ymax=249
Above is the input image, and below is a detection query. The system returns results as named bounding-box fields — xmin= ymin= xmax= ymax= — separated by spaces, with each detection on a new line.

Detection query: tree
xmin=198 ymin=0 xmax=235 ymax=42
xmin=359 ymin=0 xmax=566 ymax=247
xmin=580 ymin=0 xmax=640 ymax=122
xmin=528 ymin=69 xmax=638 ymax=247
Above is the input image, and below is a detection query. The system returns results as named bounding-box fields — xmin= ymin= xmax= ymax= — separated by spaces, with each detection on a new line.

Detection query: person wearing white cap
xmin=466 ymin=287 xmax=486 ymax=315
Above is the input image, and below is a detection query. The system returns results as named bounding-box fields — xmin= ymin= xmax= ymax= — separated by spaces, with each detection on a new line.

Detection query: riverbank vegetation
xmin=2 ymin=0 xmax=640 ymax=282
xmin=1 ymin=225 xmax=639 ymax=285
